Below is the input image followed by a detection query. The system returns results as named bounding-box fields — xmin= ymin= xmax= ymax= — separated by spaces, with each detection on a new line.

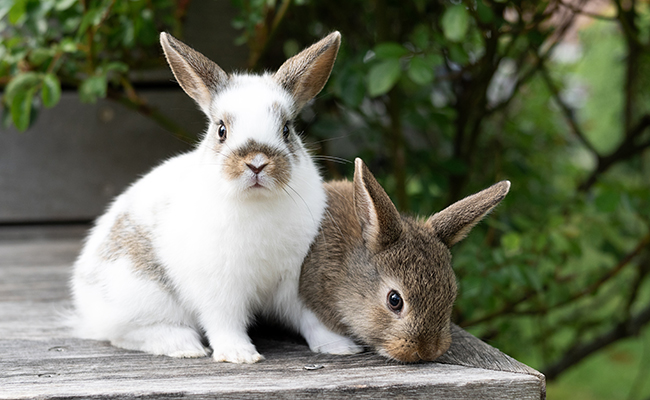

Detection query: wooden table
xmin=0 ymin=226 xmax=546 ymax=399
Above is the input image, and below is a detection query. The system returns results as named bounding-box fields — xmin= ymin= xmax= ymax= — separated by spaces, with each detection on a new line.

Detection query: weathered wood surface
xmin=0 ymin=226 xmax=545 ymax=399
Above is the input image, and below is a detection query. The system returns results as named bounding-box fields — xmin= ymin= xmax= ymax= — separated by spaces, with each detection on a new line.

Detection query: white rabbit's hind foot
xmin=111 ymin=324 xmax=209 ymax=358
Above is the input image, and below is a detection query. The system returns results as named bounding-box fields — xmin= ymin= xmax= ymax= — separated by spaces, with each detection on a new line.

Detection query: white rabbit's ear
xmin=353 ymin=158 xmax=402 ymax=253
xmin=274 ymin=31 xmax=341 ymax=110
xmin=160 ymin=32 xmax=228 ymax=112
xmin=426 ymin=181 xmax=511 ymax=247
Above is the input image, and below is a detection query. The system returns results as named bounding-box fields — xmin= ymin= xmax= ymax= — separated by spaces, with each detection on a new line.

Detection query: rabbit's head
xmin=340 ymin=159 xmax=510 ymax=362
xmin=160 ymin=32 xmax=340 ymax=196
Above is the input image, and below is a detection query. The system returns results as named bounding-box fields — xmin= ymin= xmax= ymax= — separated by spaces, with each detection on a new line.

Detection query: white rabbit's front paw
xmin=168 ymin=346 xmax=211 ymax=359
xmin=211 ymin=341 xmax=264 ymax=364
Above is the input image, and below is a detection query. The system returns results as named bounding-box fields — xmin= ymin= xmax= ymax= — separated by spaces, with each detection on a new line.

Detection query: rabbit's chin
xmin=229 ymin=179 xmax=286 ymax=199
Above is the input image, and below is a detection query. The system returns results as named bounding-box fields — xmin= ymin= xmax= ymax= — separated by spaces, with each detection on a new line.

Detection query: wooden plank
xmin=0 ymin=228 xmax=546 ymax=399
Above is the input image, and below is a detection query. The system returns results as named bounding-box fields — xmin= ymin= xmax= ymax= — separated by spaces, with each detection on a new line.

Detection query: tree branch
xmin=543 ymin=285 xmax=650 ymax=380
xmin=558 ymin=0 xmax=617 ymax=21
xmin=539 ymin=63 xmax=599 ymax=154
xmin=579 ymin=114 xmax=650 ymax=191
xmin=460 ymin=233 xmax=650 ymax=327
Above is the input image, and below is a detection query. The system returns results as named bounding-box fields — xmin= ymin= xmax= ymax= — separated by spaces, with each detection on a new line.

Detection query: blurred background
xmin=2 ymin=0 xmax=650 ymax=398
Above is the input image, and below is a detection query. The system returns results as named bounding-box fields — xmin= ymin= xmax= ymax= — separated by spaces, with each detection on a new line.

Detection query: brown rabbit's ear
xmin=426 ymin=181 xmax=510 ymax=247
xmin=353 ymin=158 xmax=402 ymax=253
xmin=160 ymin=32 xmax=228 ymax=113
xmin=274 ymin=31 xmax=341 ymax=110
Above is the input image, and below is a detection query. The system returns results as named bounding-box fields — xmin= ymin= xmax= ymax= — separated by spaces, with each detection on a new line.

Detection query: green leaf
xmin=79 ymin=74 xmax=107 ymax=103
xmin=41 ymin=73 xmax=61 ymax=108
xmin=595 ymin=190 xmax=620 ymax=213
xmin=410 ymin=25 xmax=430 ymax=50
xmin=524 ymin=268 xmax=543 ymax=292
xmin=58 ymin=38 xmax=78 ymax=53
xmin=11 ymin=86 xmax=36 ymax=131
xmin=8 ymin=0 xmax=27 ymax=25
xmin=102 ymin=61 xmax=129 ymax=74
xmin=28 ymin=47 xmax=54 ymax=66
xmin=476 ymin=0 xmax=494 ymax=23
xmin=4 ymin=72 xmax=42 ymax=104
xmin=441 ymin=4 xmax=470 ymax=42
xmin=406 ymin=177 xmax=423 ymax=196
xmin=408 ymin=56 xmax=434 ymax=85
xmin=448 ymin=43 xmax=469 ymax=64
xmin=501 ymin=232 xmax=521 ymax=254
xmin=55 ymin=0 xmax=78 ymax=11
xmin=373 ymin=42 xmax=409 ymax=60
xmin=77 ymin=7 xmax=103 ymax=36
xmin=367 ymin=59 xmax=401 ymax=97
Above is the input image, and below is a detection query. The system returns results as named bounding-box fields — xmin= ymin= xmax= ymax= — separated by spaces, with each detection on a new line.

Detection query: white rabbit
xmin=70 ymin=31 xmax=360 ymax=363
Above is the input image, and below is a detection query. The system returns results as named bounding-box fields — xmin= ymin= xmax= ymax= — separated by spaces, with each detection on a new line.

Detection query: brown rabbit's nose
xmin=417 ymin=346 xmax=447 ymax=361
xmin=246 ymin=162 xmax=268 ymax=174
xmin=416 ymin=337 xmax=451 ymax=361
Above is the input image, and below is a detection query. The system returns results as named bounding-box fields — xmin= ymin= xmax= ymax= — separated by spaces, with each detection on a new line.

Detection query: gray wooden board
xmin=0 ymin=228 xmax=545 ymax=399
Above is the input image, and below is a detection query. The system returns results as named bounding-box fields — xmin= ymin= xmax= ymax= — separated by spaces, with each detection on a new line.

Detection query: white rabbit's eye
xmin=282 ymin=123 xmax=290 ymax=141
xmin=387 ymin=290 xmax=403 ymax=313
xmin=218 ymin=121 xmax=227 ymax=141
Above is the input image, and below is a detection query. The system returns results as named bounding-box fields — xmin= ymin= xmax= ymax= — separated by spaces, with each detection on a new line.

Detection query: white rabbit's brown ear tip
xmin=354 ymin=157 xmax=363 ymax=171
xmin=274 ymin=31 xmax=342 ymax=109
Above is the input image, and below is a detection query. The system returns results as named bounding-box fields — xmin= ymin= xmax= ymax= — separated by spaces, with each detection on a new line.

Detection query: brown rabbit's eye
xmin=282 ymin=123 xmax=290 ymax=141
xmin=218 ymin=122 xmax=227 ymax=141
xmin=387 ymin=290 xmax=403 ymax=313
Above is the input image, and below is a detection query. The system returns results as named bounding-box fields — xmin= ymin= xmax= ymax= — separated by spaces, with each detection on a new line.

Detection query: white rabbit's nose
xmin=246 ymin=162 xmax=267 ymax=174
xmin=246 ymin=153 xmax=269 ymax=174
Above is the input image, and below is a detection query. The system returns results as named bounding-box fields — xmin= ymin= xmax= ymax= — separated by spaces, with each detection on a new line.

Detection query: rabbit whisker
xmin=283 ymin=184 xmax=316 ymax=225
xmin=310 ymin=135 xmax=351 ymax=145
xmin=312 ymin=155 xmax=352 ymax=165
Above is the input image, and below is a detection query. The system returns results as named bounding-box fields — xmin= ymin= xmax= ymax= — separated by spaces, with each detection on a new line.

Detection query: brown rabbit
xmin=299 ymin=158 xmax=510 ymax=362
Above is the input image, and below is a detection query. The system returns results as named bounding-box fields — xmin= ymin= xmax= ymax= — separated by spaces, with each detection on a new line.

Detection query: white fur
xmin=70 ymin=74 xmax=343 ymax=363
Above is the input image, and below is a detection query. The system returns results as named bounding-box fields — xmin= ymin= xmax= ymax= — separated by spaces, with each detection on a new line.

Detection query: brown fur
xmin=160 ymin=33 xmax=228 ymax=109
xmin=299 ymin=159 xmax=510 ymax=362
xmin=222 ymin=139 xmax=292 ymax=188
xmin=101 ymin=213 xmax=173 ymax=291
xmin=274 ymin=32 xmax=341 ymax=109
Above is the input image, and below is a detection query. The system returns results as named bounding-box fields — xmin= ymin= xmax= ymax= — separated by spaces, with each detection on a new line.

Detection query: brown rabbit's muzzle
xmin=383 ymin=330 xmax=452 ymax=362
xmin=223 ymin=139 xmax=292 ymax=190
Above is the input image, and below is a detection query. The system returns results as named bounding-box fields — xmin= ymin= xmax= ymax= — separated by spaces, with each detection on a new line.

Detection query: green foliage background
xmin=2 ymin=0 xmax=650 ymax=396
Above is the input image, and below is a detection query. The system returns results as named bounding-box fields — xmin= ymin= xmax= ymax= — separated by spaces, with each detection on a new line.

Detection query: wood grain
xmin=0 ymin=228 xmax=545 ymax=399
